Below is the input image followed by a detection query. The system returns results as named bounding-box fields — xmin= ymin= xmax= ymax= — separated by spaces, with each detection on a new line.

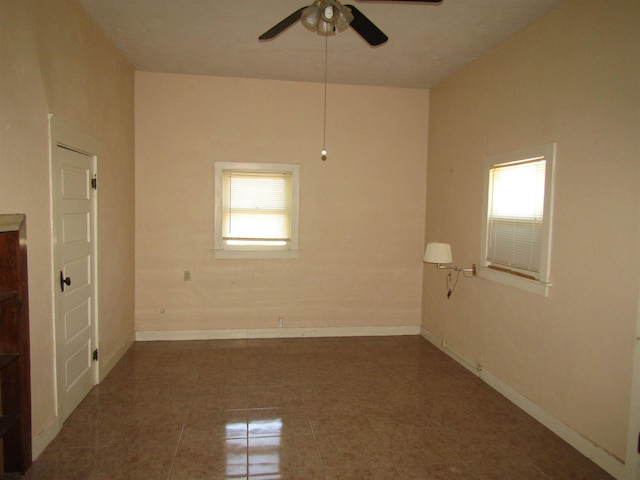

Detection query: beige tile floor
xmin=27 ymin=336 xmax=615 ymax=479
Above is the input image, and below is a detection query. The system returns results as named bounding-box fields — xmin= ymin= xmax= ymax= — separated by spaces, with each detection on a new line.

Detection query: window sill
xmin=476 ymin=265 xmax=550 ymax=297
xmin=211 ymin=248 xmax=299 ymax=259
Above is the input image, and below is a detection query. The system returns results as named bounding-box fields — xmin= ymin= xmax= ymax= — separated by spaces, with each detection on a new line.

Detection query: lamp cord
xmin=446 ymin=270 xmax=462 ymax=299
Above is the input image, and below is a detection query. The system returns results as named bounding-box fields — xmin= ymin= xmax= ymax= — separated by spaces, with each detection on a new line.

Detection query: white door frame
xmin=626 ymin=288 xmax=640 ymax=480
xmin=48 ymin=114 xmax=100 ymax=418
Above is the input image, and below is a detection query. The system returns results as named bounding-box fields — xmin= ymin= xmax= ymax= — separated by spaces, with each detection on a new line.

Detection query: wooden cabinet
xmin=0 ymin=215 xmax=32 ymax=477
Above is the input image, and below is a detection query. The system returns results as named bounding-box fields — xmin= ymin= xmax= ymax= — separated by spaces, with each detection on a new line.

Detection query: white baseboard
xmin=98 ymin=332 xmax=135 ymax=382
xmin=135 ymin=325 xmax=421 ymax=342
xmin=420 ymin=327 xmax=625 ymax=480
xmin=32 ymin=416 xmax=61 ymax=460
xmin=32 ymin=333 xmax=135 ymax=460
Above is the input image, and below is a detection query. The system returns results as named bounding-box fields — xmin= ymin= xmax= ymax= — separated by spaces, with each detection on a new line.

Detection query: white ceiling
xmin=76 ymin=0 xmax=563 ymax=89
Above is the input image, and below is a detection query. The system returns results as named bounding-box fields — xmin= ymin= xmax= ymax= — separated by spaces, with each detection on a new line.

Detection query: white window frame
xmin=478 ymin=143 xmax=556 ymax=296
xmin=213 ymin=162 xmax=300 ymax=259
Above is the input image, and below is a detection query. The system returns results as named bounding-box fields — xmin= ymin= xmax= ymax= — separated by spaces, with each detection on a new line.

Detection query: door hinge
xmin=91 ymin=175 xmax=97 ymax=190
xmin=92 ymin=349 xmax=98 ymax=362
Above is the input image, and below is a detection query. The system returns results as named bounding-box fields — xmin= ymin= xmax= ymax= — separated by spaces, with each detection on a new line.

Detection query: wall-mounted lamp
xmin=423 ymin=242 xmax=476 ymax=298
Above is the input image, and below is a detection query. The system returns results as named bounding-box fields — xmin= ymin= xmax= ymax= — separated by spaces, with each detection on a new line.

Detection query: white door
xmin=52 ymin=143 xmax=98 ymax=422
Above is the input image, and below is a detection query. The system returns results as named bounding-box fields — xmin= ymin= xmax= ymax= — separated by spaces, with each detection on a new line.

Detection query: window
xmin=214 ymin=162 xmax=300 ymax=258
xmin=479 ymin=143 xmax=555 ymax=296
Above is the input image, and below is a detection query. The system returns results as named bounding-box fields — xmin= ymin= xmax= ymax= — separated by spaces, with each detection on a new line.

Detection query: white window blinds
xmin=222 ymin=170 xmax=292 ymax=245
xmin=486 ymin=158 xmax=546 ymax=276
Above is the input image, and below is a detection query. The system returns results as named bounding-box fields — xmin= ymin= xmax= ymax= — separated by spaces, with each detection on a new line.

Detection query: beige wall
xmin=135 ymin=73 xmax=428 ymax=334
xmin=6 ymin=0 xmax=635 ymax=470
xmin=0 ymin=0 xmax=135 ymax=452
xmin=423 ymin=0 xmax=639 ymax=465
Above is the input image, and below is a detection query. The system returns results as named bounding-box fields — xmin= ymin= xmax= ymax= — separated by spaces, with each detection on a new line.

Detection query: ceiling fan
xmin=259 ymin=0 xmax=443 ymax=46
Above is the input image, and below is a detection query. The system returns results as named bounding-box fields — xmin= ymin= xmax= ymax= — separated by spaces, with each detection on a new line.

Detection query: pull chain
xmin=321 ymin=34 xmax=328 ymax=161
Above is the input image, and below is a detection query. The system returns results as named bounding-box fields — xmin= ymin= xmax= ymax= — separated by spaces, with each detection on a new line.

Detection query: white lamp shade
xmin=424 ymin=242 xmax=453 ymax=264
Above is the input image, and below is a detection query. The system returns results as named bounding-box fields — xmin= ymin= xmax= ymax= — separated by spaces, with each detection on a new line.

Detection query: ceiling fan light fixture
xmin=336 ymin=6 xmax=354 ymax=29
xmin=301 ymin=0 xmax=353 ymax=34
xmin=317 ymin=19 xmax=334 ymax=34
xmin=301 ymin=2 xmax=322 ymax=30
xmin=321 ymin=4 xmax=336 ymax=23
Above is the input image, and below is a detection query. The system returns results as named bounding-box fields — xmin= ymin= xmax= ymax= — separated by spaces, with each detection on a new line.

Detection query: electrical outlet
xmin=184 ymin=270 xmax=191 ymax=281
xmin=279 ymin=316 xmax=284 ymax=328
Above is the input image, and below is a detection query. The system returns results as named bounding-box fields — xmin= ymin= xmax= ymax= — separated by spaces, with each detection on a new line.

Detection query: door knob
xmin=60 ymin=271 xmax=71 ymax=292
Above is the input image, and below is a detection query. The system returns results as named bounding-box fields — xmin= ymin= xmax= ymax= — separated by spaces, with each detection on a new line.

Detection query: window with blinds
xmin=223 ymin=171 xmax=292 ymax=246
xmin=214 ymin=162 xmax=300 ymax=258
xmin=486 ymin=158 xmax=546 ymax=277
xmin=480 ymin=143 xmax=555 ymax=292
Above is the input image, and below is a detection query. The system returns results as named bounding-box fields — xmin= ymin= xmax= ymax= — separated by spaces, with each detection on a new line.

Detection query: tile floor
xmin=27 ymin=336 xmax=615 ymax=479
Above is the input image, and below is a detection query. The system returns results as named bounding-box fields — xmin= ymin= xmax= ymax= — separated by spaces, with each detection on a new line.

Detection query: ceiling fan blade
xmin=259 ymin=7 xmax=306 ymax=41
xmin=345 ymin=5 xmax=388 ymax=46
